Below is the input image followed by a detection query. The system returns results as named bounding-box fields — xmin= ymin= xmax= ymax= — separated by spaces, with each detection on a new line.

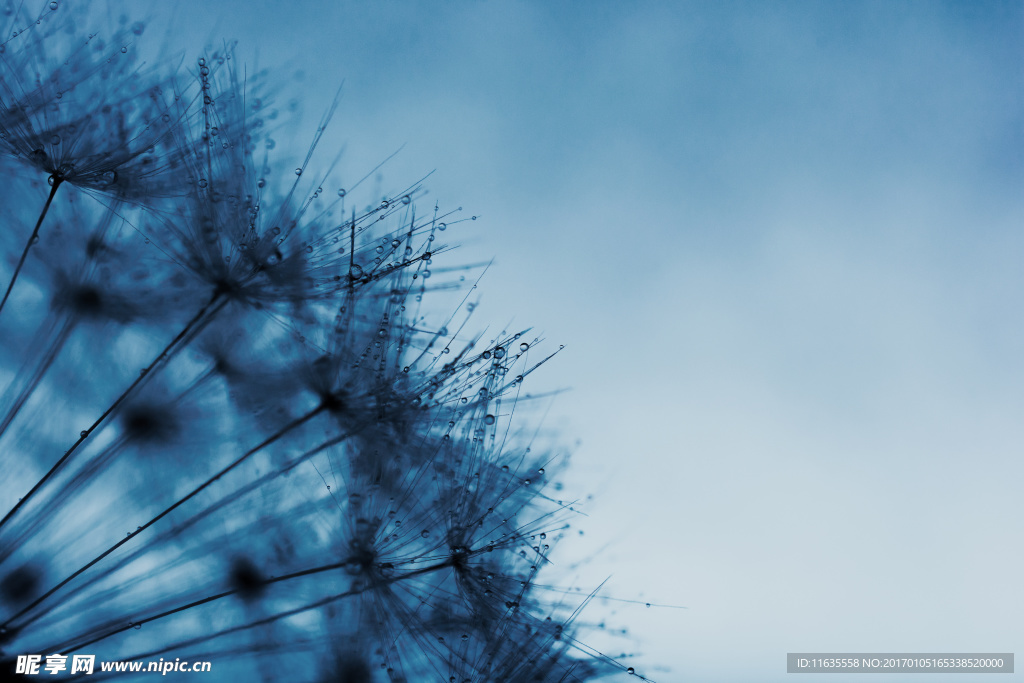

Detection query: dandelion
xmin=0 ymin=4 xmax=649 ymax=682
xmin=0 ymin=2 xmax=186 ymax=316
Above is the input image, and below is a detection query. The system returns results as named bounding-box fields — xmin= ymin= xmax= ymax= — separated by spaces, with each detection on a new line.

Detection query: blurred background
xmin=125 ymin=1 xmax=1023 ymax=680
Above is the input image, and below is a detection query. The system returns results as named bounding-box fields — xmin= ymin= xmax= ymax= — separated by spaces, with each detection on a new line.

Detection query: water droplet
xmin=198 ymin=178 xmax=208 ymax=188
xmin=538 ymin=467 xmax=545 ymax=475
xmin=48 ymin=1 xmax=57 ymax=9
xmin=484 ymin=414 xmax=495 ymax=425
xmin=294 ymin=167 xmax=302 ymax=176
xmin=305 ymin=245 xmax=313 ymax=254
xmin=131 ymin=21 xmax=145 ymax=35
xmin=49 ymin=134 xmax=60 ymax=146
xmin=627 ymin=667 xmax=635 ymax=675
xmin=493 ymin=346 xmax=506 ymax=359
xmin=420 ymin=529 xmax=430 ymax=538
xmin=438 ymin=222 xmax=446 ymax=231
xmin=501 ymin=465 xmax=509 ymax=473
xmin=80 ymin=430 xmax=89 ymax=438
xmin=120 ymin=46 xmax=127 ymax=54
xmin=519 ymin=342 xmax=529 ymax=351
xmin=337 ymin=188 xmax=346 ymax=197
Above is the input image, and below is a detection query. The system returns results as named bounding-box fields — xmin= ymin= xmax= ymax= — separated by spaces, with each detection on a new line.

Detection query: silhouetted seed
xmin=331 ymin=653 xmax=372 ymax=683
xmin=121 ymin=403 xmax=180 ymax=444
xmin=228 ymin=557 xmax=266 ymax=601
xmin=0 ymin=565 xmax=40 ymax=605
xmin=69 ymin=285 xmax=102 ymax=316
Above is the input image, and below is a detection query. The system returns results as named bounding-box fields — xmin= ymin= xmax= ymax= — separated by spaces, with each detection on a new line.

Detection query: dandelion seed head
xmin=0 ymin=5 xmax=188 ymax=200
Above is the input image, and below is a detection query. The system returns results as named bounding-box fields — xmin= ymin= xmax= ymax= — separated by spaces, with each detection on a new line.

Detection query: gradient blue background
xmin=131 ymin=1 xmax=1022 ymax=680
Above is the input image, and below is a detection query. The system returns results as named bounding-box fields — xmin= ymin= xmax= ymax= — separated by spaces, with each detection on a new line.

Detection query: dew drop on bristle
xmin=484 ymin=414 xmax=495 ymax=425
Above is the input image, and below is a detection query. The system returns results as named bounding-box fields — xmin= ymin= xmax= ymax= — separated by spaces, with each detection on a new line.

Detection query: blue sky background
xmin=134 ymin=2 xmax=1022 ymax=680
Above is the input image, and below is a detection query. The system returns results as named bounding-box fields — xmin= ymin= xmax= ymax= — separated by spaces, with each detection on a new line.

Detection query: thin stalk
xmin=18 ymin=430 xmax=358 ymax=627
xmin=76 ymin=557 xmax=456 ymax=663
xmin=0 ymin=291 xmax=226 ymax=532
xmin=0 ymin=316 xmax=76 ymax=439
xmin=1 ymin=402 xmax=327 ymax=628
xmin=0 ymin=178 xmax=62 ymax=318
xmin=49 ymin=555 xmax=366 ymax=652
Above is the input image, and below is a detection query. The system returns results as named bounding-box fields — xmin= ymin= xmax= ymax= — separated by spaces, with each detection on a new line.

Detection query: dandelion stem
xmin=0 ymin=178 xmax=62 ymax=319
xmin=0 ymin=291 xmax=226 ymax=533
xmin=69 ymin=557 xmax=457 ymax=662
xmin=48 ymin=554 xmax=368 ymax=653
xmin=1 ymin=402 xmax=327 ymax=628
